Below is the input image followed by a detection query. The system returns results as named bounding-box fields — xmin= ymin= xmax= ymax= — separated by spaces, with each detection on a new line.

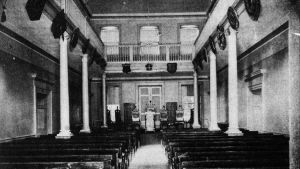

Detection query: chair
xmin=175 ymin=105 xmax=184 ymax=129
xmin=160 ymin=106 xmax=168 ymax=129
xmin=131 ymin=107 xmax=140 ymax=130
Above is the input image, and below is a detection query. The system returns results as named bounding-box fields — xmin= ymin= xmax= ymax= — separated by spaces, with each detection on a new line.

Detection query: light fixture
xmin=293 ymin=32 xmax=300 ymax=37
xmin=1 ymin=0 xmax=7 ymax=23
xmin=1 ymin=6 xmax=6 ymax=22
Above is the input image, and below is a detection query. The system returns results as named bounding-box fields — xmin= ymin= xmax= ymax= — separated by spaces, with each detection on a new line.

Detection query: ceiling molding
xmin=103 ymin=75 xmax=209 ymax=82
xmin=91 ymin=12 xmax=207 ymax=19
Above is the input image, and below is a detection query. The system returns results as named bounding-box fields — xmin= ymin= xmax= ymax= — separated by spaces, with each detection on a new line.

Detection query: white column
xmin=56 ymin=32 xmax=73 ymax=139
xmin=193 ymin=71 xmax=201 ymax=128
xmin=209 ymin=50 xmax=220 ymax=131
xmin=102 ymin=73 xmax=107 ymax=127
xmin=31 ymin=73 xmax=37 ymax=136
xmin=225 ymin=27 xmax=243 ymax=136
xmin=80 ymin=54 xmax=91 ymax=133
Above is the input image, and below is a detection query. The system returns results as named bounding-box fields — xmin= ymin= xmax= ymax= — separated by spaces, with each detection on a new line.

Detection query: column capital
xmin=82 ymin=53 xmax=88 ymax=58
xmin=102 ymin=73 xmax=106 ymax=78
xmin=209 ymin=50 xmax=216 ymax=60
xmin=193 ymin=70 xmax=198 ymax=76
xmin=81 ymin=54 xmax=88 ymax=62
xmin=30 ymin=73 xmax=37 ymax=79
xmin=226 ymin=26 xmax=237 ymax=36
xmin=62 ymin=31 xmax=70 ymax=40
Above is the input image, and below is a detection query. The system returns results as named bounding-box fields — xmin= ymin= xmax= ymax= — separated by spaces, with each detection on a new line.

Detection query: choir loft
xmin=0 ymin=0 xmax=299 ymax=169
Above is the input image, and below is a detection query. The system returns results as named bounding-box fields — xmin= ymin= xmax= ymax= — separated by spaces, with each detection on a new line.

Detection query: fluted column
xmin=225 ymin=27 xmax=243 ymax=136
xmin=209 ymin=50 xmax=220 ymax=131
xmin=80 ymin=54 xmax=91 ymax=133
xmin=56 ymin=32 xmax=73 ymax=139
xmin=102 ymin=73 xmax=107 ymax=127
xmin=193 ymin=71 xmax=201 ymax=128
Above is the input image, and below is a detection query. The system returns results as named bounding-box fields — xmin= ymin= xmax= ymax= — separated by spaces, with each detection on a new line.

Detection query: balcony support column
xmin=225 ymin=27 xmax=243 ymax=136
xmin=102 ymin=73 xmax=107 ymax=128
xmin=56 ymin=32 xmax=73 ymax=139
xmin=80 ymin=54 xmax=91 ymax=133
xmin=209 ymin=50 xmax=220 ymax=131
xmin=193 ymin=70 xmax=201 ymax=128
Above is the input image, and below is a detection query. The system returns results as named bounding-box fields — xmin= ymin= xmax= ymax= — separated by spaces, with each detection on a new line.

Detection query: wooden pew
xmin=0 ymin=130 xmax=140 ymax=169
xmin=162 ymin=129 xmax=289 ymax=169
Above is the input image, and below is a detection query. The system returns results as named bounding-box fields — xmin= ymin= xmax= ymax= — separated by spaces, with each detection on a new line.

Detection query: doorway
xmin=139 ymin=86 xmax=162 ymax=113
xmin=34 ymin=82 xmax=53 ymax=136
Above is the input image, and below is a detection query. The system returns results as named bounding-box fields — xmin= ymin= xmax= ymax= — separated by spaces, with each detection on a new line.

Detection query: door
xmin=36 ymin=93 xmax=48 ymax=135
xmin=139 ymin=86 xmax=162 ymax=113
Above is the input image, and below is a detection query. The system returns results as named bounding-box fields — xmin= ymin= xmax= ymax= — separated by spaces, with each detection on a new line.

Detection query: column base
xmin=101 ymin=125 xmax=108 ymax=128
xmin=192 ymin=123 xmax=201 ymax=129
xmin=55 ymin=130 xmax=73 ymax=139
xmin=225 ymin=127 xmax=243 ymax=136
xmin=80 ymin=128 xmax=91 ymax=133
xmin=209 ymin=125 xmax=221 ymax=131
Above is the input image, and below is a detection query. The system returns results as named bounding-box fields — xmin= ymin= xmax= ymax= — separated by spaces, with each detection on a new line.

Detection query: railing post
xmin=129 ymin=46 xmax=133 ymax=62
xmin=166 ymin=45 xmax=170 ymax=62
xmin=104 ymin=46 xmax=107 ymax=60
xmin=192 ymin=45 xmax=196 ymax=59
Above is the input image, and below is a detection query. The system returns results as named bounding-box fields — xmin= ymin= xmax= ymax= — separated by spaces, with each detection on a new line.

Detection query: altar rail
xmin=104 ymin=44 xmax=195 ymax=63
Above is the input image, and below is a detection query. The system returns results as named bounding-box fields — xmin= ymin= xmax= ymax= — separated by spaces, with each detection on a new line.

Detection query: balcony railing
xmin=104 ymin=44 xmax=195 ymax=63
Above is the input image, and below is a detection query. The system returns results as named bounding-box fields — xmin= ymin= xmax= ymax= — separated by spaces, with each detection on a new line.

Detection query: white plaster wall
xmin=91 ymin=17 xmax=206 ymax=44
xmin=263 ymin=48 xmax=289 ymax=134
xmin=215 ymin=0 xmax=291 ymax=134
xmin=0 ymin=29 xmax=82 ymax=140
xmin=238 ymin=71 xmax=247 ymax=129
xmin=164 ymin=81 xmax=179 ymax=103
xmin=217 ymin=70 xmax=228 ymax=123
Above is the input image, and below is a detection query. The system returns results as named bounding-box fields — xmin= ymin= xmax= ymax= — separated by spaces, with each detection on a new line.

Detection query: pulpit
xmin=142 ymin=101 xmax=157 ymax=132
xmin=145 ymin=111 xmax=155 ymax=131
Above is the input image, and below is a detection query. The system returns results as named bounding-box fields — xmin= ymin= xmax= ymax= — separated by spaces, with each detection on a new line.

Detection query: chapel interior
xmin=0 ymin=0 xmax=299 ymax=169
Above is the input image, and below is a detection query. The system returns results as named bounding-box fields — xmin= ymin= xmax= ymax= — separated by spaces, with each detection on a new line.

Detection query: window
xmin=100 ymin=26 xmax=119 ymax=55
xmin=140 ymin=26 xmax=160 ymax=55
xmin=180 ymin=25 xmax=199 ymax=54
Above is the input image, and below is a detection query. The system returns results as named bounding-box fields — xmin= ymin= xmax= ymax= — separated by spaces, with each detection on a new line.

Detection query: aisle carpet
xmin=129 ymin=144 xmax=169 ymax=169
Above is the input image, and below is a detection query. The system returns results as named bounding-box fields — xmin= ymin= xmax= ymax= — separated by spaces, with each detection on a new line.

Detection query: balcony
xmin=104 ymin=44 xmax=195 ymax=73
xmin=104 ymin=44 xmax=195 ymax=63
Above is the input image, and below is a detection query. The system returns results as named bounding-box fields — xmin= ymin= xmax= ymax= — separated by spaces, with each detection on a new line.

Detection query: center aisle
xmin=129 ymin=144 xmax=169 ymax=169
